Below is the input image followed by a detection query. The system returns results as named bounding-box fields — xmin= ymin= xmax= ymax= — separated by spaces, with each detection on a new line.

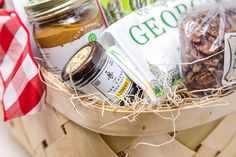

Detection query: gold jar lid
xmin=25 ymin=0 xmax=89 ymax=23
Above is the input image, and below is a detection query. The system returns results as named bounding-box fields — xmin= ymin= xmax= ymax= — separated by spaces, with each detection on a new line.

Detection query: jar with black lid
xmin=62 ymin=42 xmax=142 ymax=106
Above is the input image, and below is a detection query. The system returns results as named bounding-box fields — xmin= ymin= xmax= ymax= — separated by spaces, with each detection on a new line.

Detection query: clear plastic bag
xmin=179 ymin=2 xmax=236 ymax=91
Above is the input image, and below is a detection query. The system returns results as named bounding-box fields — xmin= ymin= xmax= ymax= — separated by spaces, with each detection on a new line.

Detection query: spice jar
xmin=25 ymin=0 xmax=106 ymax=74
xmin=62 ymin=42 xmax=142 ymax=106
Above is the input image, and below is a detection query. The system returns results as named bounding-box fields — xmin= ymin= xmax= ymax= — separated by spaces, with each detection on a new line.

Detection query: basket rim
xmin=42 ymin=68 xmax=228 ymax=114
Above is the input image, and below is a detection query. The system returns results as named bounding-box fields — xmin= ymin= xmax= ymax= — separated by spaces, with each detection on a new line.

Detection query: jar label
xmin=79 ymin=57 xmax=138 ymax=105
xmin=40 ymin=26 xmax=106 ymax=75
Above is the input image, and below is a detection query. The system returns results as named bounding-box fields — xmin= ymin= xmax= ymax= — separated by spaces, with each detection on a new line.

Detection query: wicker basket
xmin=5 ymin=71 xmax=236 ymax=157
xmin=6 ymin=103 xmax=236 ymax=157
xmin=43 ymin=70 xmax=236 ymax=136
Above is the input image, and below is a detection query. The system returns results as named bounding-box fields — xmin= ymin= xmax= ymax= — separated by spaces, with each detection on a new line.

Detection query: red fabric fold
xmin=0 ymin=10 xmax=46 ymax=121
xmin=0 ymin=0 xmax=3 ymax=8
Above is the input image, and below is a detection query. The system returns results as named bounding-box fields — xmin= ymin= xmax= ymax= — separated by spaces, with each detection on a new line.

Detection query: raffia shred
xmin=36 ymin=50 xmax=235 ymax=152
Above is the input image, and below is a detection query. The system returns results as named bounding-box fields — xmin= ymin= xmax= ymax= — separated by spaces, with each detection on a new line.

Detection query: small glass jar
xmin=62 ymin=42 xmax=142 ymax=106
xmin=25 ymin=0 xmax=106 ymax=75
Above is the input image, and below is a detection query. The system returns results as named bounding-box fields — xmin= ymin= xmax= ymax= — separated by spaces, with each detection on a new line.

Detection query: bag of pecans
xmin=179 ymin=2 xmax=236 ymax=91
xmin=100 ymin=0 xmax=216 ymax=101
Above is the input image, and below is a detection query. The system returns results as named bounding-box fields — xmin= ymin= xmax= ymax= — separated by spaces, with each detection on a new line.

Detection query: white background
xmin=0 ymin=122 xmax=31 ymax=157
xmin=0 ymin=86 xmax=30 ymax=157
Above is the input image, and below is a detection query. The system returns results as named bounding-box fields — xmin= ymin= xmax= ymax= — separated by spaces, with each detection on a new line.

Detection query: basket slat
xmin=123 ymin=134 xmax=195 ymax=157
xmin=217 ymin=133 xmax=236 ymax=157
xmin=202 ymin=112 xmax=236 ymax=151
xmin=21 ymin=105 xmax=64 ymax=150
xmin=7 ymin=105 xmax=119 ymax=157
xmin=54 ymin=109 xmax=69 ymax=126
xmin=176 ymin=118 xmax=222 ymax=150
xmin=46 ymin=134 xmax=77 ymax=157
xmin=62 ymin=122 xmax=118 ymax=157
xmin=20 ymin=116 xmax=45 ymax=150
xmin=193 ymin=145 xmax=217 ymax=157
xmin=101 ymin=135 xmax=137 ymax=153
xmin=7 ymin=118 xmax=34 ymax=156
xmin=35 ymin=144 xmax=47 ymax=157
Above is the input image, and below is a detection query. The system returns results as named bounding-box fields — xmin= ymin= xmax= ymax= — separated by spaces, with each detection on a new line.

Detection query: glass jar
xmin=25 ymin=0 xmax=106 ymax=75
xmin=62 ymin=42 xmax=142 ymax=106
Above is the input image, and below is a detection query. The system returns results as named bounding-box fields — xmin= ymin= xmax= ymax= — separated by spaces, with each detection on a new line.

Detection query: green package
xmin=100 ymin=0 xmax=157 ymax=24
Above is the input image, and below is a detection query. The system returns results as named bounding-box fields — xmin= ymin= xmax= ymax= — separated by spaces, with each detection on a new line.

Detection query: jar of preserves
xmin=62 ymin=42 xmax=142 ymax=106
xmin=25 ymin=0 xmax=106 ymax=74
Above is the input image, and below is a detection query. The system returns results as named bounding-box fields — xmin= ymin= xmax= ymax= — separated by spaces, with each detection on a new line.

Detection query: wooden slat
xmin=46 ymin=121 xmax=118 ymax=157
xmin=21 ymin=104 xmax=64 ymax=150
xmin=37 ymin=104 xmax=64 ymax=143
xmin=101 ymin=135 xmax=137 ymax=153
xmin=217 ymin=132 xmax=236 ymax=157
xmin=201 ymin=112 xmax=236 ymax=151
xmin=124 ymin=134 xmax=195 ymax=157
xmin=54 ymin=108 xmax=69 ymax=126
xmin=7 ymin=118 xmax=34 ymax=156
xmin=45 ymin=135 xmax=74 ymax=157
xmin=66 ymin=122 xmax=118 ymax=157
xmin=21 ymin=114 xmax=46 ymax=150
xmin=34 ymin=144 xmax=47 ymax=157
xmin=176 ymin=118 xmax=222 ymax=150
xmin=194 ymin=145 xmax=217 ymax=157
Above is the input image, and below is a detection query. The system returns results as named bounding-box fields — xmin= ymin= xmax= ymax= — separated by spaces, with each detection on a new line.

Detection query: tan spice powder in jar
xmin=25 ymin=0 xmax=106 ymax=74
xmin=34 ymin=9 xmax=104 ymax=48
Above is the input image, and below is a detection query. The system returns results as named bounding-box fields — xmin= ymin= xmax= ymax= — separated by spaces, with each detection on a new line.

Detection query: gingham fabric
xmin=0 ymin=0 xmax=3 ymax=8
xmin=0 ymin=10 xmax=46 ymax=121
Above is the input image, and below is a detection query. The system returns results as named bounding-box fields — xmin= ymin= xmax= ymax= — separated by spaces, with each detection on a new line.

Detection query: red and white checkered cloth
xmin=0 ymin=0 xmax=3 ymax=8
xmin=0 ymin=10 xmax=46 ymax=121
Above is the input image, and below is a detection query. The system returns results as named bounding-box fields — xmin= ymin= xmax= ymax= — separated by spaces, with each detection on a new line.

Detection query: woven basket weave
xmin=6 ymin=103 xmax=236 ymax=157
xmin=43 ymin=70 xmax=236 ymax=137
xmin=5 ymin=71 xmax=236 ymax=157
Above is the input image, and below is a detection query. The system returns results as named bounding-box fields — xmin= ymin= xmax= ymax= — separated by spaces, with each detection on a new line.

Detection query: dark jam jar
xmin=62 ymin=42 xmax=142 ymax=106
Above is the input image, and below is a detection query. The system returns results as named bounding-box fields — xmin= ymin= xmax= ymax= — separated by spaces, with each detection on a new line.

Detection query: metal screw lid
xmin=25 ymin=0 xmax=89 ymax=23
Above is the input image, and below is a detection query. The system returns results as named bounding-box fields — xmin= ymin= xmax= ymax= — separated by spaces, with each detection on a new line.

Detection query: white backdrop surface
xmin=0 ymin=122 xmax=31 ymax=157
